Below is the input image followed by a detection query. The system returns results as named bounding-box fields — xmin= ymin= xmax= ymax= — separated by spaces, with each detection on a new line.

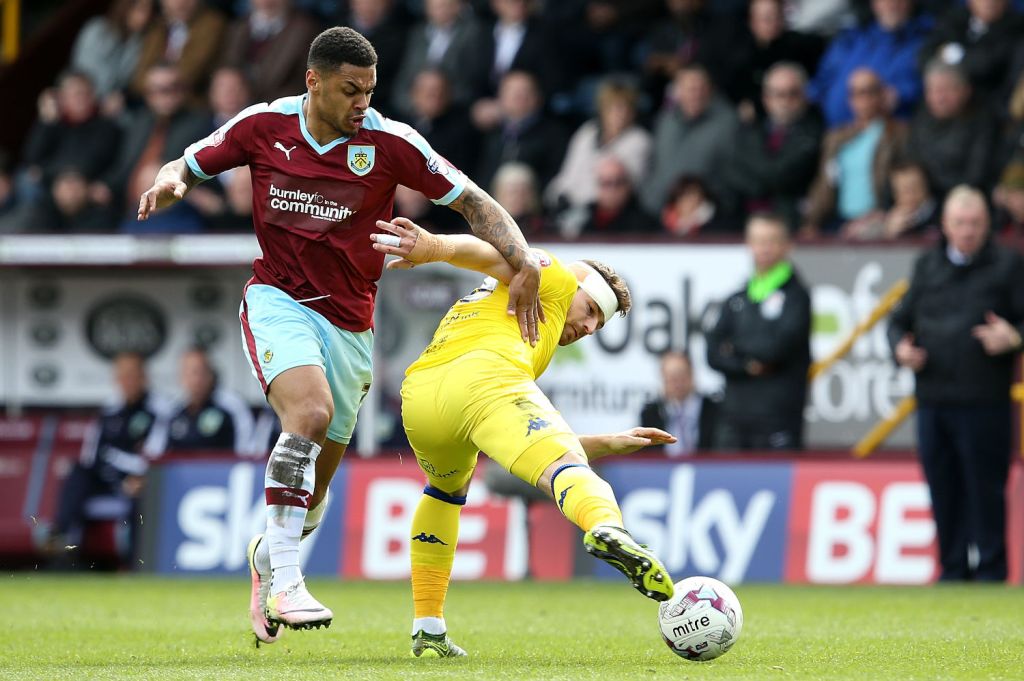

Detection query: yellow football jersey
xmin=406 ymin=250 xmax=578 ymax=379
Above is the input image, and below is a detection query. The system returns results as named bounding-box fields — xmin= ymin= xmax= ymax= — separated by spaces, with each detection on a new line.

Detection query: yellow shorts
xmin=400 ymin=350 xmax=583 ymax=493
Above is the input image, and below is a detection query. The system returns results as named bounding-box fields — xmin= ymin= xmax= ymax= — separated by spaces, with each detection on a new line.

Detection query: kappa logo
xmin=558 ymin=484 xmax=574 ymax=511
xmin=411 ymin=532 xmax=448 ymax=545
xmin=274 ymin=141 xmax=296 ymax=161
xmin=347 ymin=145 xmax=375 ymax=176
xmin=526 ymin=416 xmax=551 ymax=436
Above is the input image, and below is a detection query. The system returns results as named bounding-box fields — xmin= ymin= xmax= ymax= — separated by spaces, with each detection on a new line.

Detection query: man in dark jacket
xmin=704 ymin=212 xmax=811 ymax=449
xmin=640 ymin=351 xmax=716 ymax=456
xmin=888 ymin=185 xmax=1024 ymax=582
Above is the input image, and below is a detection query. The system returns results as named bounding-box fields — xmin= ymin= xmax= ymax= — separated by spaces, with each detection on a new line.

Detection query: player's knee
xmin=536 ymin=451 xmax=588 ymax=497
xmin=283 ymin=399 xmax=333 ymax=441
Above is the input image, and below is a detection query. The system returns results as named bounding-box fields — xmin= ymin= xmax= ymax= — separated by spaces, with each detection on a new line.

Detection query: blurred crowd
xmin=1 ymin=0 xmax=1024 ymax=241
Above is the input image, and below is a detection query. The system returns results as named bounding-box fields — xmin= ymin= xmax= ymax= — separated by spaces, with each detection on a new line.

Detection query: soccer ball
xmin=658 ymin=576 xmax=743 ymax=661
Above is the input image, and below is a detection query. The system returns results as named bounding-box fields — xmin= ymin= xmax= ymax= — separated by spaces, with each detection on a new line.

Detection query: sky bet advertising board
xmin=147 ymin=459 xmax=1022 ymax=584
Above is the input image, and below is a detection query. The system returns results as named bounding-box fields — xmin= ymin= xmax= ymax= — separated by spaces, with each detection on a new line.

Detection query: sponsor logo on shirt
xmin=268 ymin=183 xmax=355 ymax=224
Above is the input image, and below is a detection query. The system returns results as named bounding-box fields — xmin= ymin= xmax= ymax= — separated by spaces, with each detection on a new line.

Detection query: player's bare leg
xmin=409 ymin=479 xmax=470 ymax=658
xmin=538 ymin=452 xmax=674 ymax=602
xmin=254 ymin=366 xmax=335 ymax=631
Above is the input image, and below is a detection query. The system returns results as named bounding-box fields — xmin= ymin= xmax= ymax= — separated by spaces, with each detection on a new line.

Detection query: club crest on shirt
xmin=347 ymin=145 xmax=375 ymax=176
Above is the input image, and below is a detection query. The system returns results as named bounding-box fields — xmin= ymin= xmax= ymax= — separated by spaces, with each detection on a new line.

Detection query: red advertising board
xmin=786 ymin=461 xmax=939 ymax=584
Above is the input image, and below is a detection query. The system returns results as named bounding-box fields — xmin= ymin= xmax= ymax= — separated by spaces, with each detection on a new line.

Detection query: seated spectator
xmin=998 ymin=67 xmax=1024 ymax=173
xmin=640 ymin=65 xmax=738 ymax=216
xmin=187 ymin=165 xmax=254 ymax=231
xmin=709 ymin=0 xmax=824 ymax=117
xmin=207 ymin=66 xmax=254 ymax=129
xmin=640 ymin=351 xmax=716 ymax=456
xmin=919 ymin=0 xmax=1022 ymax=107
xmin=337 ymin=0 xmax=406 ymax=108
xmin=392 ymin=0 xmax=482 ymax=117
xmin=660 ymin=175 xmax=738 ymax=236
xmin=804 ymin=68 xmax=908 ymax=235
xmin=70 ymin=0 xmax=154 ymax=115
xmin=725 ymin=62 xmax=823 ymax=231
xmin=46 ymin=352 xmax=169 ymax=567
xmin=20 ymin=71 xmax=121 ymax=200
xmin=843 ymin=161 xmax=939 ymax=239
xmin=491 ymin=162 xmax=548 ymax=236
xmin=156 ymin=347 xmax=254 ymax=454
xmin=808 ymin=0 xmax=932 ymax=126
xmin=28 ymin=167 xmax=117 ymax=233
xmin=407 ymin=68 xmax=478 ymax=175
xmin=565 ymin=156 xmax=654 ymax=238
xmin=95 ymin=63 xmax=210 ymax=226
xmin=472 ymin=0 xmax=556 ymax=100
xmin=545 ymin=77 xmax=652 ymax=217
xmin=131 ymin=0 xmax=227 ymax=101
xmin=638 ymin=0 xmax=717 ymax=104
xmin=993 ymin=159 xmax=1024 ymax=241
xmin=219 ymin=0 xmax=321 ymax=103
xmin=908 ymin=60 xmax=998 ymax=198
xmin=476 ymin=70 xmax=567 ymax=189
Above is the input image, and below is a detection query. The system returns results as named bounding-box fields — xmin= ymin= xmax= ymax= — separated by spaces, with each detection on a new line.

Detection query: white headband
xmin=576 ymin=262 xmax=619 ymax=323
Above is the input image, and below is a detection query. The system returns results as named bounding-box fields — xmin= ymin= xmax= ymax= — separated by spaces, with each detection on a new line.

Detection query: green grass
xmin=5 ymin=575 xmax=1024 ymax=680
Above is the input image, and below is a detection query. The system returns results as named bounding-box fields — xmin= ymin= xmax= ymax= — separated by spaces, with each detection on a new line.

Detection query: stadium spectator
xmin=639 ymin=350 xmax=716 ymax=456
xmin=471 ymin=0 xmax=556 ymax=100
xmin=567 ymin=155 xmax=654 ymax=237
xmin=475 ymin=70 xmax=566 ymax=189
xmin=992 ymin=160 xmax=1024 ymax=241
xmin=392 ymin=0 xmax=483 ymax=117
xmin=153 ymin=347 xmax=255 ymax=454
xmin=336 ymin=0 xmax=407 ymax=108
xmin=20 ymin=71 xmax=121 ymax=198
xmin=407 ymin=68 xmax=478 ymax=175
xmin=706 ymin=0 xmax=824 ymax=117
xmin=803 ymin=68 xmax=908 ymax=235
xmin=659 ymin=175 xmax=737 ymax=236
xmin=28 ymin=167 xmax=117 ymax=234
xmin=46 ymin=352 xmax=169 ymax=567
xmin=704 ymin=212 xmax=811 ymax=450
xmin=724 ymin=62 xmax=823 ymax=232
xmin=545 ymin=77 xmax=652 ymax=218
xmin=130 ymin=0 xmax=227 ymax=101
xmin=842 ymin=161 xmax=939 ymax=239
xmin=908 ymin=60 xmax=998 ymax=198
xmin=888 ymin=185 xmax=1024 ymax=582
xmin=808 ymin=0 xmax=932 ymax=126
xmin=998 ymin=68 xmax=1024 ymax=173
xmin=638 ymin=0 xmax=717 ymax=104
xmin=205 ymin=66 xmax=254 ymax=129
xmin=186 ymin=164 xmax=254 ymax=231
xmin=69 ymin=0 xmax=154 ymax=113
xmin=640 ymin=65 xmax=738 ymax=216
xmin=95 ymin=63 xmax=210 ymax=228
xmin=918 ymin=0 xmax=1022 ymax=107
xmin=219 ymin=0 xmax=321 ymax=103
xmin=490 ymin=162 xmax=548 ymax=236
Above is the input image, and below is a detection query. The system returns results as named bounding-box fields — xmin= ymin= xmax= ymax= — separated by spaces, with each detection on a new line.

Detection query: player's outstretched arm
xmin=372 ymin=218 xmax=516 ymax=283
xmin=447 ymin=181 xmax=545 ymax=345
xmin=137 ymin=157 xmax=203 ymax=221
xmin=579 ymin=427 xmax=677 ymax=461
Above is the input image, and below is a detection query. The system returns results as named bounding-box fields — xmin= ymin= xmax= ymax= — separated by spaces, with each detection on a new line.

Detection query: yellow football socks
xmin=550 ymin=464 xmax=623 ymax=532
xmin=409 ymin=492 xmax=462 ymax=619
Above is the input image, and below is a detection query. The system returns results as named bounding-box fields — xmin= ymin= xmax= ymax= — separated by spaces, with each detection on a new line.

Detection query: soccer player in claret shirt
xmin=370 ymin=218 xmax=677 ymax=658
xmin=137 ymin=27 xmax=545 ymax=644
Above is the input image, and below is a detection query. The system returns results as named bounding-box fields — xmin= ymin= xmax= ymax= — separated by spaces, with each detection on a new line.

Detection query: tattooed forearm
xmin=449 ymin=181 xmax=537 ymax=271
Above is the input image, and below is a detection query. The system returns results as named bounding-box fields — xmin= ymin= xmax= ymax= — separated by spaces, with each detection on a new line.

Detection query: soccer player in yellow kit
xmin=371 ymin=217 xmax=677 ymax=658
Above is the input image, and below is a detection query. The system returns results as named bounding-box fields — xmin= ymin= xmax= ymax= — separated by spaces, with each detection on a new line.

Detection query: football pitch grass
xmin=6 ymin=575 xmax=1023 ymax=681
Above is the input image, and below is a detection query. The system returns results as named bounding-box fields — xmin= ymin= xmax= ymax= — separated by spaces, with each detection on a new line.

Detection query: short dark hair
xmin=308 ymin=27 xmax=377 ymax=72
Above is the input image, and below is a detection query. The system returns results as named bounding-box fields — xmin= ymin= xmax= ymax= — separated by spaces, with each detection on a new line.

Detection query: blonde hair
xmin=582 ymin=259 xmax=631 ymax=317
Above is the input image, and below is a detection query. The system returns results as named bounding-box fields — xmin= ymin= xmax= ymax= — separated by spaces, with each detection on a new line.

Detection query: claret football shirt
xmin=184 ymin=95 xmax=467 ymax=331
